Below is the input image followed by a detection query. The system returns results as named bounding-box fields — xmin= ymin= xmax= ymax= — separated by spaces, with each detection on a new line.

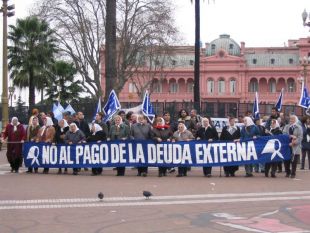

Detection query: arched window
xmin=287 ymin=78 xmax=295 ymax=92
xmin=152 ymin=81 xmax=162 ymax=93
xmin=187 ymin=81 xmax=194 ymax=93
xmin=129 ymin=83 xmax=137 ymax=93
xmin=230 ymin=79 xmax=236 ymax=94
xmin=218 ymin=78 xmax=225 ymax=94
xmin=269 ymin=79 xmax=276 ymax=93
xmin=207 ymin=79 xmax=214 ymax=94
xmin=249 ymin=78 xmax=258 ymax=92
xmin=169 ymin=81 xmax=178 ymax=93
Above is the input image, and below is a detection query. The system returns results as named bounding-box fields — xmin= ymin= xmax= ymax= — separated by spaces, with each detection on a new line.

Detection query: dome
xmin=205 ymin=34 xmax=241 ymax=56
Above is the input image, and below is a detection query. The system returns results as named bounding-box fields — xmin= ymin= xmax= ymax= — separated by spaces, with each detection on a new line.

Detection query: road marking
xmin=1 ymin=190 xmax=310 ymax=205
xmin=1 ymin=191 xmax=310 ymax=210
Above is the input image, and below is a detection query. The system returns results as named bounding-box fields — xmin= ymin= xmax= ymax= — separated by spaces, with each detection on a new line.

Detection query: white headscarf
xmin=69 ymin=123 xmax=79 ymax=133
xmin=270 ymin=119 xmax=280 ymax=129
xmin=46 ymin=117 xmax=54 ymax=127
xmin=59 ymin=119 xmax=69 ymax=132
xmin=92 ymin=123 xmax=103 ymax=135
xmin=244 ymin=117 xmax=255 ymax=127
xmin=11 ymin=117 xmax=20 ymax=132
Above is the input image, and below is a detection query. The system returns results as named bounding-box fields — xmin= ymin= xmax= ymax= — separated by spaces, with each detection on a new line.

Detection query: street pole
xmin=194 ymin=0 xmax=201 ymax=113
xmin=1 ymin=0 xmax=9 ymax=129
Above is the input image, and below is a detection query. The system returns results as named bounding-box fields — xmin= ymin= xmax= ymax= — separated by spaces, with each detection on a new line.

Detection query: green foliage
xmin=8 ymin=16 xmax=57 ymax=109
xmin=45 ymin=60 xmax=84 ymax=105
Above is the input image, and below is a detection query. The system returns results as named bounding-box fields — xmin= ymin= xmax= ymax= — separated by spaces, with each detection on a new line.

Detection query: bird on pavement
xmin=143 ymin=191 xmax=152 ymax=200
xmin=98 ymin=192 xmax=104 ymax=200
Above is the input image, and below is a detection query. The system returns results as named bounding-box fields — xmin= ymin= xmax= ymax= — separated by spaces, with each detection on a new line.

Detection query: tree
xmin=8 ymin=16 xmax=57 ymax=110
xmin=45 ymin=61 xmax=84 ymax=105
xmin=35 ymin=0 xmax=179 ymax=100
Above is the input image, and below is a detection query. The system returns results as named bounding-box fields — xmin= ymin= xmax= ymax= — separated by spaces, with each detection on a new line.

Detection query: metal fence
xmin=2 ymin=101 xmax=304 ymax=125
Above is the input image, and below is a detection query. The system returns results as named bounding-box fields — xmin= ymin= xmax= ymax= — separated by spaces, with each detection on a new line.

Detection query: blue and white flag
xmin=252 ymin=92 xmax=260 ymax=119
xmin=142 ymin=91 xmax=156 ymax=123
xmin=103 ymin=90 xmax=121 ymax=122
xmin=52 ymin=102 xmax=63 ymax=121
xmin=274 ymin=88 xmax=283 ymax=112
xmin=93 ymin=98 xmax=102 ymax=120
xmin=64 ymin=104 xmax=76 ymax=115
xmin=299 ymin=83 xmax=310 ymax=109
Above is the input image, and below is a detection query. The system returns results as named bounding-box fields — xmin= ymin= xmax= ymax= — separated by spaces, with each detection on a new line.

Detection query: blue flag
xmin=299 ymin=83 xmax=310 ymax=109
xmin=64 ymin=104 xmax=76 ymax=115
xmin=252 ymin=92 xmax=260 ymax=119
xmin=103 ymin=90 xmax=121 ymax=122
xmin=52 ymin=102 xmax=64 ymax=121
xmin=142 ymin=91 xmax=156 ymax=123
xmin=275 ymin=88 xmax=283 ymax=112
xmin=93 ymin=98 xmax=102 ymax=120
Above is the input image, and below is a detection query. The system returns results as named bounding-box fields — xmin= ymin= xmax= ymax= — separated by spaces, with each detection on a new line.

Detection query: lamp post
xmin=0 ymin=0 xmax=14 ymax=129
xmin=299 ymin=56 xmax=310 ymax=87
xmin=302 ymin=9 xmax=310 ymax=28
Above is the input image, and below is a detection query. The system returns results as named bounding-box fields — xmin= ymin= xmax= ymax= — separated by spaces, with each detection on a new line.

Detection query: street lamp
xmin=0 ymin=0 xmax=14 ymax=129
xmin=299 ymin=56 xmax=310 ymax=87
xmin=302 ymin=9 xmax=310 ymax=28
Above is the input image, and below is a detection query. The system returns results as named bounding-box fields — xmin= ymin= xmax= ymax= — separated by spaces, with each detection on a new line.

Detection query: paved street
xmin=0 ymin=149 xmax=310 ymax=233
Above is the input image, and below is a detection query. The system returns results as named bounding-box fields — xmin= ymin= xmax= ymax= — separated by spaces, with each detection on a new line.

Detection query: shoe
xmin=64 ymin=170 xmax=68 ymax=174
xmin=158 ymin=173 xmax=163 ymax=177
xmin=142 ymin=172 xmax=147 ymax=177
xmin=57 ymin=170 xmax=62 ymax=174
xmin=26 ymin=170 xmax=32 ymax=174
xmin=290 ymin=175 xmax=296 ymax=179
xmin=91 ymin=173 xmax=97 ymax=176
xmin=205 ymin=174 xmax=212 ymax=178
xmin=245 ymin=173 xmax=253 ymax=177
xmin=285 ymin=174 xmax=290 ymax=178
xmin=231 ymin=173 xmax=235 ymax=177
xmin=176 ymin=174 xmax=183 ymax=177
xmin=271 ymin=174 xmax=276 ymax=178
xmin=225 ymin=173 xmax=229 ymax=177
xmin=34 ymin=170 xmax=38 ymax=174
xmin=116 ymin=174 xmax=124 ymax=176
xmin=73 ymin=171 xmax=78 ymax=175
xmin=265 ymin=173 xmax=269 ymax=177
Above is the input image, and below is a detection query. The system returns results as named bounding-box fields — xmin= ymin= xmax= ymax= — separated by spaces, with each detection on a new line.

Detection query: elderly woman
xmin=220 ymin=116 xmax=241 ymax=177
xmin=26 ymin=116 xmax=41 ymax=173
xmin=87 ymin=123 xmax=107 ymax=176
xmin=55 ymin=119 xmax=69 ymax=174
xmin=196 ymin=117 xmax=219 ymax=177
xmin=264 ymin=119 xmax=282 ymax=178
xmin=240 ymin=116 xmax=260 ymax=177
xmin=283 ymin=115 xmax=303 ymax=179
xmin=2 ymin=117 xmax=26 ymax=173
xmin=64 ymin=123 xmax=86 ymax=175
xmin=109 ymin=115 xmax=130 ymax=176
xmin=152 ymin=117 xmax=173 ymax=177
xmin=172 ymin=122 xmax=194 ymax=177
xmin=36 ymin=116 xmax=56 ymax=174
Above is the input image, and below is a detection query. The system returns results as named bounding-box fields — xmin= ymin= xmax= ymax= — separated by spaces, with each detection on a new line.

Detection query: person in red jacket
xmin=2 ymin=117 xmax=26 ymax=173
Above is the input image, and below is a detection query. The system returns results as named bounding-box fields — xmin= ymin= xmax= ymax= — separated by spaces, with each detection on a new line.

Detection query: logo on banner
xmin=27 ymin=146 xmax=40 ymax=166
xmin=261 ymin=139 xmax=284 ymax=160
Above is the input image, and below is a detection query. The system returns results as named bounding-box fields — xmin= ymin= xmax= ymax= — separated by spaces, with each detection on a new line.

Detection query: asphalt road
xmin=0 ymin=149 xmax=309 ymax=233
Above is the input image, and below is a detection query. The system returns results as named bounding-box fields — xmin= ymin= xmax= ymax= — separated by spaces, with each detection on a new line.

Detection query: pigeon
xmin=143 ymin=190 xmax=152 ymax=200
xmin=98 ymin=192 xmax=104 ymax=200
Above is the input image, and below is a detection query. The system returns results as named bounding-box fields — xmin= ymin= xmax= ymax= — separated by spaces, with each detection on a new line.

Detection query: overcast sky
xmin=8 ymin=0 xmax=310 ymax=47
xmin=1 ymin=0 xmax=310 ymax=103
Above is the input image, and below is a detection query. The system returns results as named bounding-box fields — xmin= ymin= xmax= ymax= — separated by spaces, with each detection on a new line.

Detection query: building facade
xmin=101 ymin=34 xmax=310 ymax=117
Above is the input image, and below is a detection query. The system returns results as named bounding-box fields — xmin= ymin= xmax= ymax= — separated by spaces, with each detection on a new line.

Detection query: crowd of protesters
xmin=1 ymin=106 xmax=309 ymax=179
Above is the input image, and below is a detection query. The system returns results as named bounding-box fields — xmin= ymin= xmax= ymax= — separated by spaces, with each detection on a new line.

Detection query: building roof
xmin=205 ymin=34 xmax=241 ymax=56
xmin=245 ymin=53 xmax=299 ymax=67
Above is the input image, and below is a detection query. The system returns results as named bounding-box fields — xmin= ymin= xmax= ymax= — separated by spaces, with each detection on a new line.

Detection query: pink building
xmin=101 ymin=34 xmax=310 ymax=117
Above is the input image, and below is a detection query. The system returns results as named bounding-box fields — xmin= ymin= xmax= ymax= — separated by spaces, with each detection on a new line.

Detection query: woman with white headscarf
xmin=55 ymin=119 xmax=69 ymax=174
xmin=264 ymin=119 xmax=282 ymax=178
xmin=240 ymin=116 xmax=260 ymax=177
xmin=64 ymin=123 xmax=86 ymax=175
xmin=36 ymin=116 xmax=56 ymax=174
xmin=87 ymin=123 xmax=107 ymax=176
xmin=2 ymin=117 xmax=26 ymax=173
xmin=172 ymin=122 xmax=194 ymax=177
xmin=283 ymin=114 xmax=303 ymax=179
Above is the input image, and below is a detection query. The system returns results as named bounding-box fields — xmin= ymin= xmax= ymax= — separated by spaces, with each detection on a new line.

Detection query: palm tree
xmin=8 ymin=16 xmax=57 ymax=111
xmin=45 ymin=61 xmax=84 ymax=105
